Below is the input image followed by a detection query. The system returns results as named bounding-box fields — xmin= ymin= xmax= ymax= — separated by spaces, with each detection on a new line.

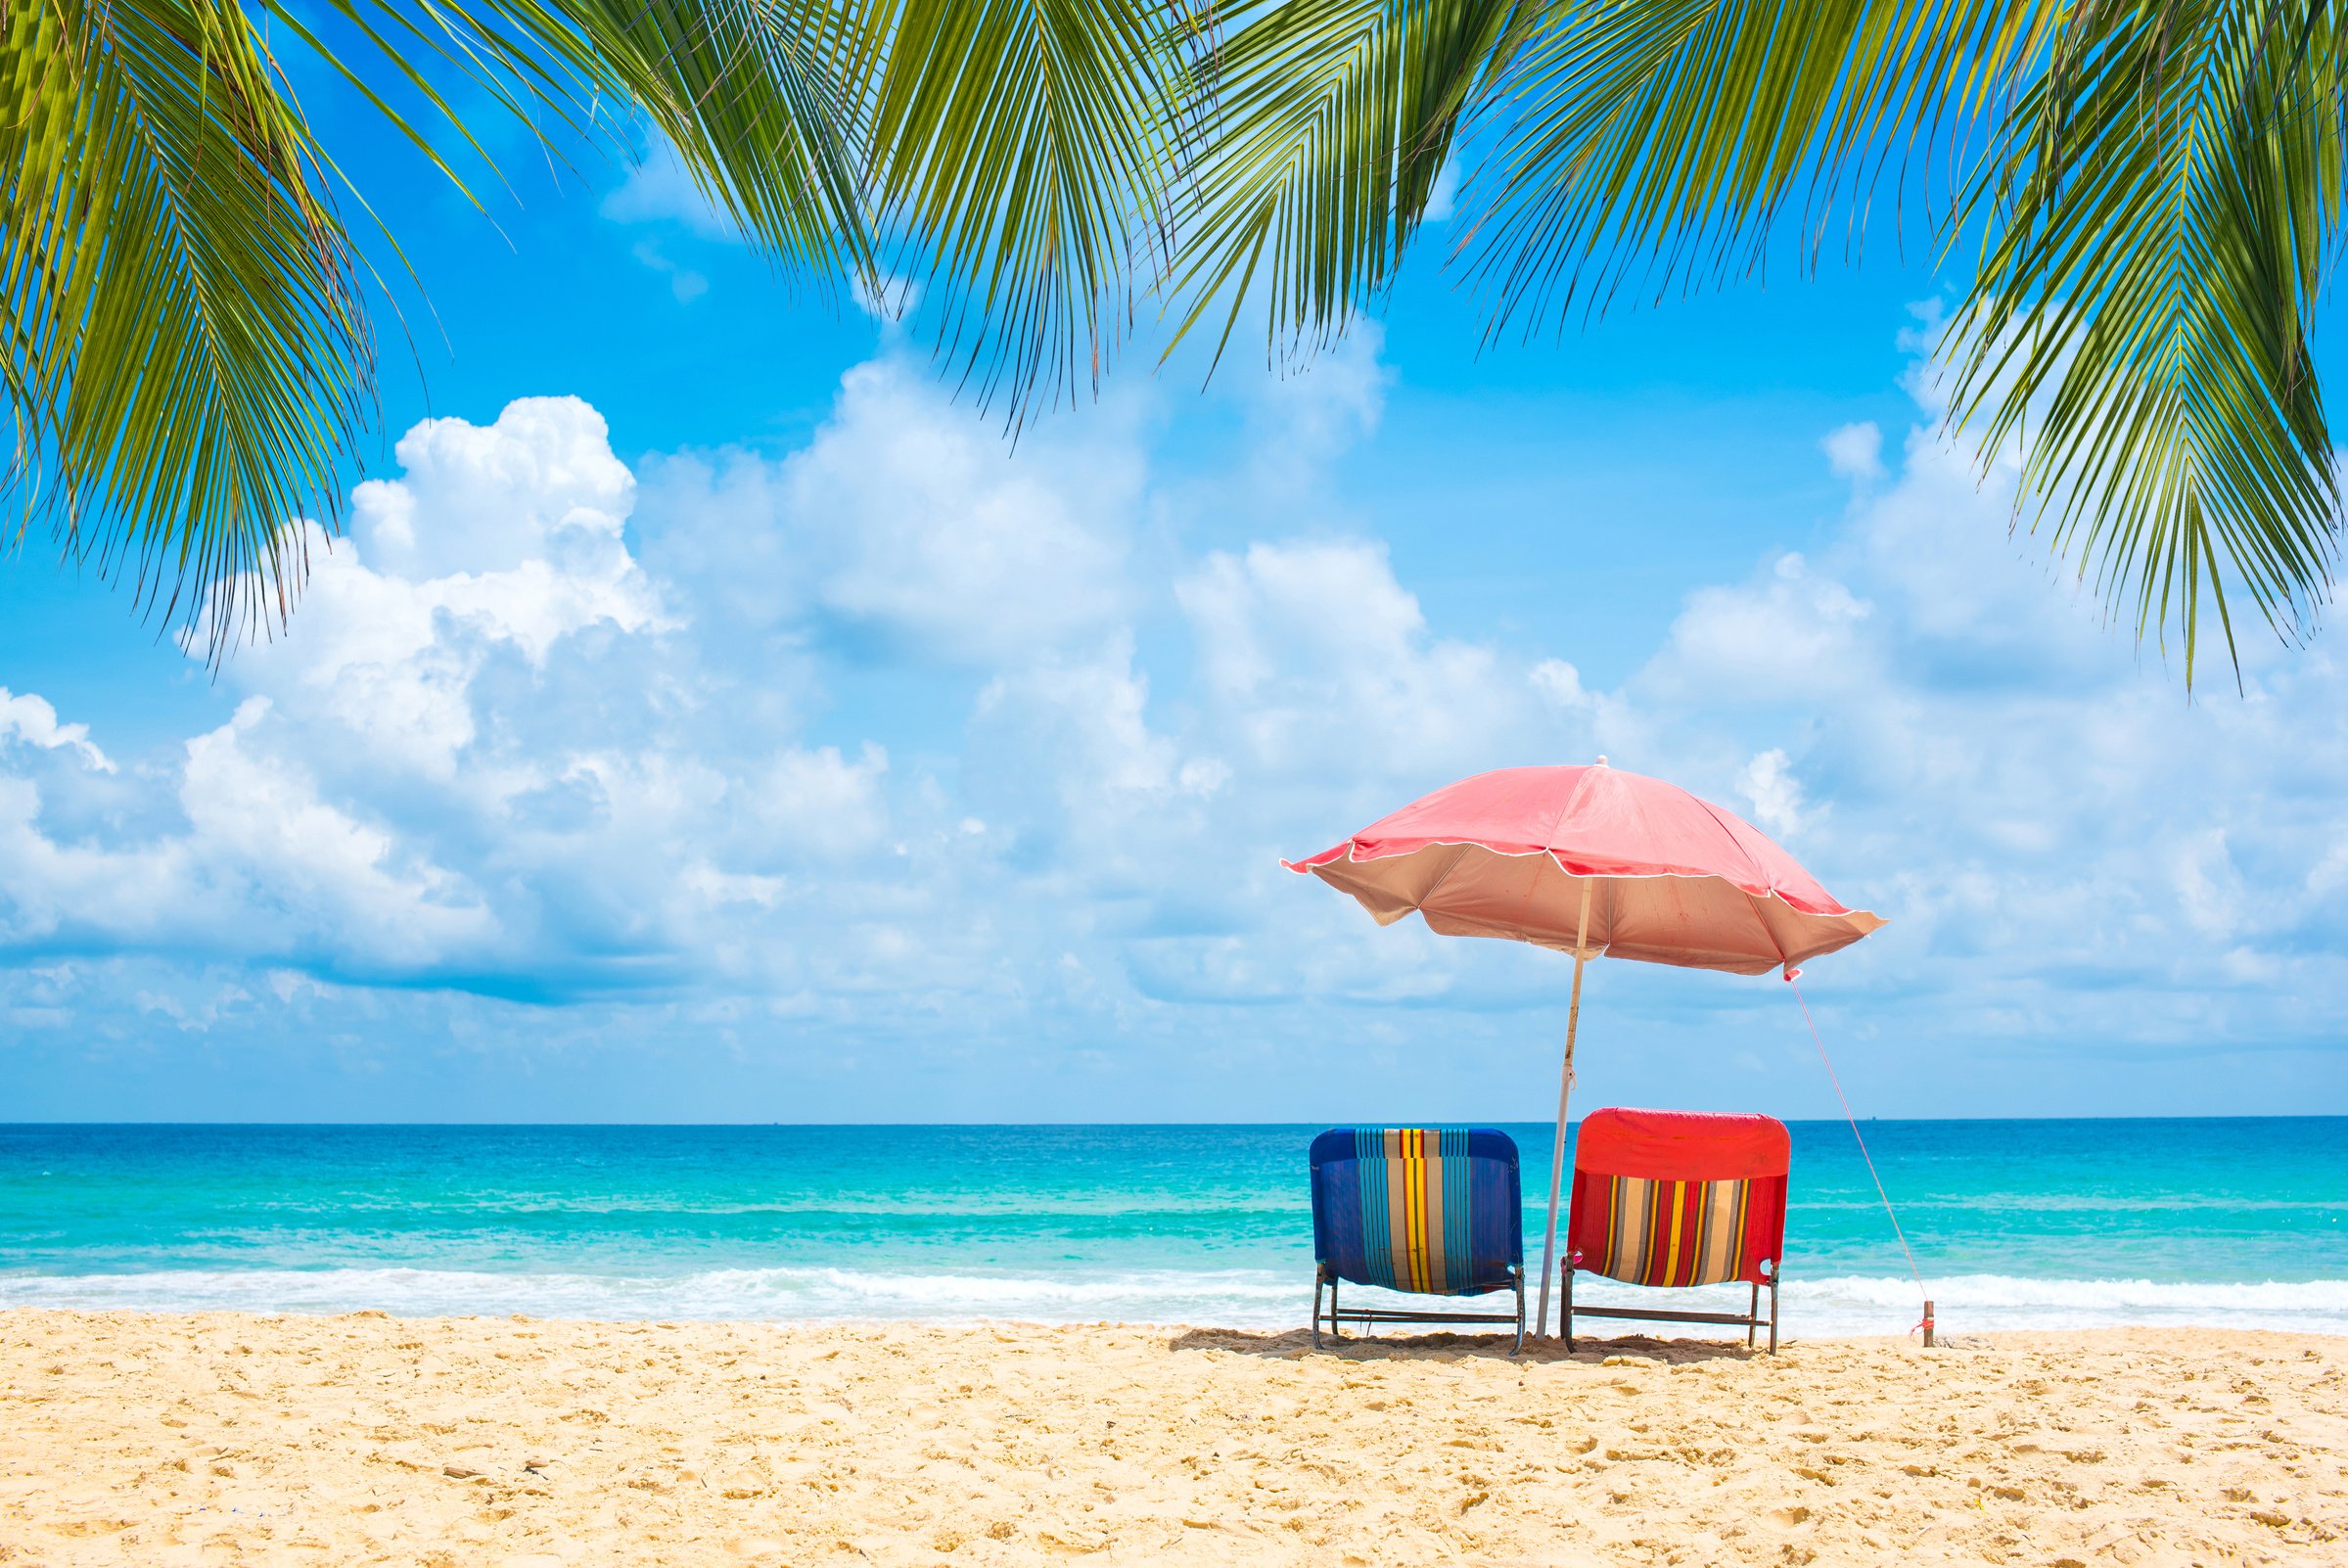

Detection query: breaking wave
xmin=3 ymin=1267 xmax=2341 ymax=1336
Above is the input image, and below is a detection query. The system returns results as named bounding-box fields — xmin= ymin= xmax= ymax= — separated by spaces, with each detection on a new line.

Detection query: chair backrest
xmin=1567 ymin=1108 xmax=1789 ymax=1288
xmin=1310 ymin=1128 xmax=1522 ymax=1295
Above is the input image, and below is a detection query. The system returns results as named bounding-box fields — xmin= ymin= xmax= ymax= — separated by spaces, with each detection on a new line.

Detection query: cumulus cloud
xmin=8 ymin=322 xmax=2348 ymax=1114
xmin=3 ymin=396 xmax=874 ymax=990
xmin=1821 ymin=420 xmax=1884 ymax=484
xmin=177 ymin=701 xmax=493 ymax=966
xmin=0 ymin=689 xmax=112 ymax=772
xmin=0 ymin=777 xmax=193 ymax=947
xmin=1648 ymin=552 xmax=1874 ymax=703
xmin=641 ymin=358 xmax=1142 ymax=664
xmin=1177 ymin=538 xmax=1549 ymax=783
xmin=1737 ymin=748 xmax=1807 ymax=841
xmin=207 ymin=397 xmax=664 ymax=782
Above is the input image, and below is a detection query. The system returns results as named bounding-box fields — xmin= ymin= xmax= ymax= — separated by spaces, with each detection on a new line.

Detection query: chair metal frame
xmin=1313 ymin=1262 xmax=1526 ymax=1354
xmin=1560 ymin=1257 xmax=1779 ymax=1353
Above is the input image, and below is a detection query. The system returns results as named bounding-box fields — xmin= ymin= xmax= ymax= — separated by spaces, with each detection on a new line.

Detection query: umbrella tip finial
xmin=1594 ymin=755 xmax=1609 ymax=767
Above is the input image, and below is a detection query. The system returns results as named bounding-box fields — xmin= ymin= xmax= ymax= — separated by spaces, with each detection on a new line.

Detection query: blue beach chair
xmin=1309 ymin=1127 xmax=1526 ymax=1352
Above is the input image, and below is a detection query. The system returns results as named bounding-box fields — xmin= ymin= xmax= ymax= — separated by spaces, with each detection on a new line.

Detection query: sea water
xmin=2 ymin=1120 xmax=2342 ymax=1338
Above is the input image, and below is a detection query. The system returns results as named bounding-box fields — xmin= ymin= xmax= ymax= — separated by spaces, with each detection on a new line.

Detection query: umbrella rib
xmin=1740 ymin=889 xmax=1792 ymax=969
xmin=1539 ymin=766 xmax=1604 ymax=877
xmin=1688 ymin=797 xmax=1776 ymax=899
xmin=1411 ymin=842 xmax=1479 ymax=915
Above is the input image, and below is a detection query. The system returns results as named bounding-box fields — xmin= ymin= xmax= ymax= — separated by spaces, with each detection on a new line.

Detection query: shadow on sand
xmin=1165 ymin=1326 xmax=1771 ymax=1365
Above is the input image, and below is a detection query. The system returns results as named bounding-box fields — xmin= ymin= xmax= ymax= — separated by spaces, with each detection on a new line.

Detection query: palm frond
xmin=852 ymin=0 xmax=1182 ymax=421
xmin=1949 ymin=0 xmax=2343 ymax=683
xmin=1425 ymin=0 xmax=2340 ymax=684
xmin=12 ymin=0 xmax=2347 ymax=694
xmin=2 ymin=0 xmax=883 ymax=652
xmin=312 ymin=0 xmax=876 ymax=275
xmin=1464 ymin=0 xmax=2053 ymax=329
xmin=1160 ymin=0 xmax=1523 ymax=372
xmin=2 ymin=0 xmax=367 ymax=651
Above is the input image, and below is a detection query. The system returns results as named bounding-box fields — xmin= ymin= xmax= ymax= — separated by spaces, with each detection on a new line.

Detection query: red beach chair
xmin=1561 ymin=1108 xmax=1789 ymax=1352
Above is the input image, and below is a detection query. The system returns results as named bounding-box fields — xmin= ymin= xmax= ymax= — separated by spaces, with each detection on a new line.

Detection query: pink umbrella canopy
xmin=1283 ymin=760 xmax=1881 ymax=975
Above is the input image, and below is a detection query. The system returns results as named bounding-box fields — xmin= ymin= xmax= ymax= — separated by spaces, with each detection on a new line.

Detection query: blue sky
xmin=5 ymin=102 xmax=2346 ymax=1123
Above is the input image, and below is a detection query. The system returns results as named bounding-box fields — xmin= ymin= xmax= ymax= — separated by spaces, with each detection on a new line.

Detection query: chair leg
xmin=1312 ymin=1270 xmax=1324 ymax=1348
xmin=1510 ymin=1269 xmax=1526 ymax=1356
xmin=1328 ymin=1276 xmax=1342 ymax=1342
xmin=1748 ymin=1280 xmax=1759 ymax=1350
xmin=1768 ymin=1269 xmax=1779 ymax=1355
xmin=1561 ymin=1264 xmax=1576 ymax=1352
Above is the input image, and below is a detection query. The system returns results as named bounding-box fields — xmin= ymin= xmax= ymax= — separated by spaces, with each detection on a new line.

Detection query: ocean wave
xmin=0 ymin=1266 xmax=1305 ymax=1327
xmin=1790 ymin=1271 xmax=2348 ymax=1323
xmin=2 ymin=1266 xmax=2343 ymax=1336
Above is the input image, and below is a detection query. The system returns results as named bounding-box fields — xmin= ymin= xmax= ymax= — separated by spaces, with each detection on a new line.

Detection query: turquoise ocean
xmin=2 ymin=1120 xmax=2342 ymax=1338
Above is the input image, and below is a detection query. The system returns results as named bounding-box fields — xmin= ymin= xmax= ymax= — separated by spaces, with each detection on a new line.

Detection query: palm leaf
xmin=1456 ymin=0 xmax=2060 ymax=325
xmin=3 ymin=0 xmax=366 ymax=649
xmin=2 ymin=0 xmax=881 ymax=652
xmin=12 ymin=0 xmax=2347 ymax=692
xmin=1161 ymin=0 xmax=1524 ymax=372
xmin=1948 ymin=0 xmax=2342 ymax=682
xmin=321 ymin=0 xmax=877 ymax=274
xmin=1245 ymin=0 xmax=2339 ymax=685
xmin=852 ymin=0 xmax=1181 ymax=420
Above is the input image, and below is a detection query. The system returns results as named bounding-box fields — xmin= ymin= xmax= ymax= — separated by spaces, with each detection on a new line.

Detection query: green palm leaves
xmin=6 ymin=1 xmax=2343 ymax=684
xmin=861 ymin=1 xmax=1174 ymax=413
xmin=1165 ymin=1 xmax=1521 ymax=365
xmin=4 ymin=0 xmax=880 ymax=650
xmin=6 ymin=1 xmax=368 ymax=646
xmin=1185 ymin=0 xmax=2343 ymax=684
xmin=1954 ymin=1 xmax=2342 ymax=677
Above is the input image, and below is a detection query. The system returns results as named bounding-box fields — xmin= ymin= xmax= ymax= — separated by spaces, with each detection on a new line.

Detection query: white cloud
xmin=207 ymin=397 xmax=664 ymax=781
xmin=0 ymin=775 xmax=193 ymax=945
xmin=966 ymin=640 xmax=1241 ymax=899
xmin=0 ymin=688 xmax=112 ymax=772
xmin=1177 ymin=538 xmax=1545 ymax=782
xmin=749 ymin=744 xmax=892 ymax=862
xmin=600 ymin=142 xmax=742 ymax=243
xmin=1530 ymin=659 xmax=1592 ymax=711
xmin=177 ymin=701 xmax=494 ymax=966
xmin=1236 ymin=325 xmax=1391 ymax=504
xmin=349 ymin=394 xmax=641 ymax=590
xmin=1737 ymin=748 xmax=1808 ymax=840
xmin=11 ymin=319 xmax=2348 ymax=1113
xmin=644 ymin=357 xmax=1141 ymax=666
xmin=1420 ymin=157 xmax=1461 ymax=223
xmin=1649 ymin=551 xmax=1874 ymax=703
xmin=630 ymin=239 xmax=709 ymax=302
xmin=851 ymin=273 xmax=922 ymax=321
xmin=1822 ymin=420 xmax=1884 ymax=484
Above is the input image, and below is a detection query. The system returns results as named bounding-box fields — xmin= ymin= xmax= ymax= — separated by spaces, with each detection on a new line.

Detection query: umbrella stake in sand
xmin=1288 ymin=758 xmax=1895 ymax=1339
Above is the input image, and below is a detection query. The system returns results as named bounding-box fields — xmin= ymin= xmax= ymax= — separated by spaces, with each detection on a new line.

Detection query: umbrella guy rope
xmin=1784 ymin=969 xmax=1934 ymax=1346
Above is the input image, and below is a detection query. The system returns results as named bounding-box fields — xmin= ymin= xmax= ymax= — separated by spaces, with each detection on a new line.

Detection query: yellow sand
xmin=1 ymin=1312 xmax=2342 ymax=1566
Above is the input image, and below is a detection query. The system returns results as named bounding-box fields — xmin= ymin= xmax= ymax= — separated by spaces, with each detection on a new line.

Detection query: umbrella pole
xmin=1535 ymin=881 xmax=1595 ymax=1338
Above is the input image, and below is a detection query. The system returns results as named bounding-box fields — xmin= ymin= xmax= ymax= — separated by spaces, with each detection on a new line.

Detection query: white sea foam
xmin=2 ymin=1267 xmax=2342 ymax=1336
xmin=1788 ymin=1272 xmax=2348 ymax=1335
xmin=0 ymin=1266 xmax=1304 ymax=1328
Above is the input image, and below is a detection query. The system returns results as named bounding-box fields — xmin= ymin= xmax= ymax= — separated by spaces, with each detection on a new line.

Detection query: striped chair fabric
xmin=1310 ymin=1127 xmax=1521 ymax=1296
xmin=1578 ymin=1174 xmax=1766 ymax=1287
xmin=1567 ymin=1109 xmax=1788 ymax=1289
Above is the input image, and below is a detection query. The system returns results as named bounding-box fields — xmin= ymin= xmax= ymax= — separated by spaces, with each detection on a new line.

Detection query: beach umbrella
xmin=1283 ymin=758 xmax=1884 ymax=1337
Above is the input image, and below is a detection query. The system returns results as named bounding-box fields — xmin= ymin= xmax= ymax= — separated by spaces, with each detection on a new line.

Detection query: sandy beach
xmin=0 ymin=1313 xmax=2339 ymax=1566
